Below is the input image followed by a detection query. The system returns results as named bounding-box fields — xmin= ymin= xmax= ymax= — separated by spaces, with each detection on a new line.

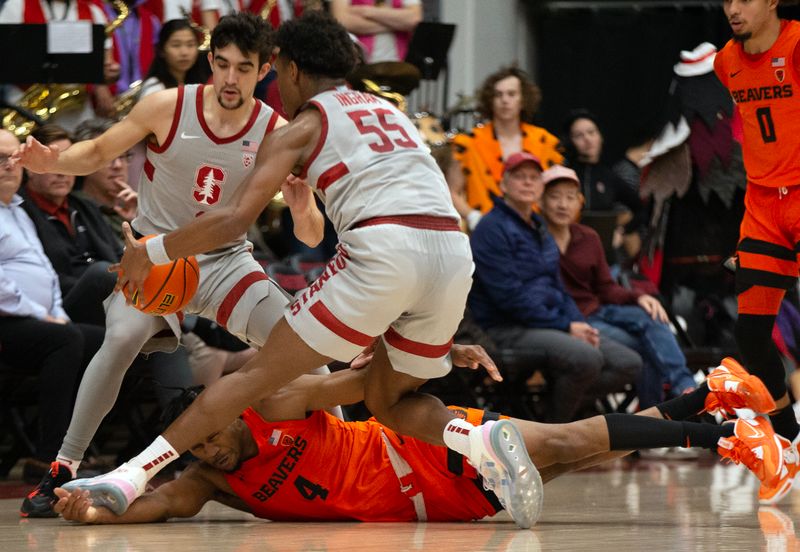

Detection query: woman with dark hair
xmin=448 ymin=66 xmax=563 ymax=231
xmin=563 ymin=110 xmax=642 ymax=218
xmin=140 ymin=19 xmax=210 ymax=97
xmin=563 ymin=109 xmax=644 ymax=259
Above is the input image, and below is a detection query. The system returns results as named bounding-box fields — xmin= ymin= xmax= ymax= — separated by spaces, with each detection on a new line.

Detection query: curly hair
xmin=276 ymin=11 xmax=357 ymax=79
xmin=211 ymin=12 xmax=275 ymax=67
xmin=476 ymin=66 xmax=542 ymax=123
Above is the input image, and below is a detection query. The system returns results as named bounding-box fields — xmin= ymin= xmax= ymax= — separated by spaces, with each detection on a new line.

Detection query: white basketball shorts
xmin=286 ymin=216 xmax=474 ymax=380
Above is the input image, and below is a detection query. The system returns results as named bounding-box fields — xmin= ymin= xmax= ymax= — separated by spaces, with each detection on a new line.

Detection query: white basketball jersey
xmin=134 ymin=84 xmax=279 ymax=249
xmin=298 ymin=86 xmax=458 ymax=233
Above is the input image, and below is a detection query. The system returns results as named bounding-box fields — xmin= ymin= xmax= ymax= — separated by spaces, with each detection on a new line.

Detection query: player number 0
xmin=756 ymin=106 xmax=777 ymax=143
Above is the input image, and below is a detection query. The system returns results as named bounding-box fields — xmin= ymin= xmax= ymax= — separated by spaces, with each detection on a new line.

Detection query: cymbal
xmin=347 ymin=61 xmax=421 ymax=95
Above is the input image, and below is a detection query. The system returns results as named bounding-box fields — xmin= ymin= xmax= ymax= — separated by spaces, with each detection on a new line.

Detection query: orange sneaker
xmin=758 ymin=434 xmax=800 ymax=505
xmin=717 ymin=416 xmax=784 ymax=488
xmin=705 ymin=357 xmax=776 ymax=418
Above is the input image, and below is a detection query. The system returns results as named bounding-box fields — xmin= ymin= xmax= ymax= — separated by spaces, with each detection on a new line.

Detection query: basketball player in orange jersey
xmin=590 ymin=0 xmax=800 ymax=507
xmin=52 ymin=345 xmax=785 ymax=525
xmin=10 ymin=13 xmax=344 ymax=519
xmin=54 ymin=11 xmax=787 ymax=530
xmin=709 ymin=0 xmax=800 ymax=503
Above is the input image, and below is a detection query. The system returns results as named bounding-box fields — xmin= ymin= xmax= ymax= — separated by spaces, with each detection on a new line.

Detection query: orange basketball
xmin=123 ymin=236 xmax=200 ymax=316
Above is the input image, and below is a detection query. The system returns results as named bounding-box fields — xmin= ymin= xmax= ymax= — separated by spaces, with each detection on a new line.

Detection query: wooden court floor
xmin=2 ymin=458 xmax=798 ymax=552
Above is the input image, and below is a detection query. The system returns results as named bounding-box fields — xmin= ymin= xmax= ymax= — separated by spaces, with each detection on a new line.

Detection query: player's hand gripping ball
xmin=122 ymin=235 xmax=200 ymax=315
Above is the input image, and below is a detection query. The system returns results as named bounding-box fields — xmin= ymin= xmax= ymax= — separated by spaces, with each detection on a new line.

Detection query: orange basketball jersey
xmin=715 ymin=20 xmax=800 ymax=188
xmin=223 ymin=408 xmax=499 ymax=522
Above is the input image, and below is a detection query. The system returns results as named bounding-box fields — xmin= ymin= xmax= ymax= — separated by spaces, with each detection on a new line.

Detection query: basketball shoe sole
xmin=61 ymin=463 xmax=147 ymax=516
xmin=480 ymin=420 xmax=543 ymax=530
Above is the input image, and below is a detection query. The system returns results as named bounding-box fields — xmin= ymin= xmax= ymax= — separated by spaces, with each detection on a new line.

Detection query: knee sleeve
xmin=735 ymin=313 xmax=786 ymax=398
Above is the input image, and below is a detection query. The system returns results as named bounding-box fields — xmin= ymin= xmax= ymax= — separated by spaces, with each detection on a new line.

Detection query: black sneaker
xmin=20 ymin=462 xmax=73 ymax=518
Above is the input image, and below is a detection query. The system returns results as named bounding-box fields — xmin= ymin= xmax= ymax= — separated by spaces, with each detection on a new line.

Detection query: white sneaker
xmin=61 ymin=463 xmax=147 ymax=515
xmin=469 ymin=420 xmax=543 ymax=529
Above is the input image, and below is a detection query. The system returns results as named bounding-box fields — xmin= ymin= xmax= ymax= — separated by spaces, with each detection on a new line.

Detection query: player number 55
xmin=347 ymin=108 xmax=417 ymax=153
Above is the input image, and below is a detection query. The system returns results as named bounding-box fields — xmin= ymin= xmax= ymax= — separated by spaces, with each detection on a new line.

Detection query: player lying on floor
xmin=54 ymin=350 xmax=784 ymax=524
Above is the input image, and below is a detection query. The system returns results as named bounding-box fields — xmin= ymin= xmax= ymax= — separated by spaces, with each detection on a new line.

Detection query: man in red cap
xmin=468 ymin=153 xmax=642 ymax=423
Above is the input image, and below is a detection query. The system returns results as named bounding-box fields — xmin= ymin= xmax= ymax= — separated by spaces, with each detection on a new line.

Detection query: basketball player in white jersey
xmin=12 ymin=12 xmax=340 ymax=518
xmin=55 ymin=12 xmax=544 ymax=529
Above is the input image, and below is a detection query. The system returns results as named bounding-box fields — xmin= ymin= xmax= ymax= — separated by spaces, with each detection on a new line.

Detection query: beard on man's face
xmin=217 ymin=93 xmax=244 ymax=110
xmin=733 ymin=31 xmax=752 ymax=43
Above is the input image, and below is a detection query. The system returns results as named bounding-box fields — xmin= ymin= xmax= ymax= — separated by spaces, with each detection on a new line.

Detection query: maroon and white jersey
xmin=134 ymin=84 xmax=279 ymax=249
xmin=298 ymin=86 xmax=459 ymax=233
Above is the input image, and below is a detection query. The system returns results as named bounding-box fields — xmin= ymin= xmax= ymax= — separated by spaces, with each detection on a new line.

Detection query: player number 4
xmin=294 ymin=475 xmax=329 ymax=501
xmin=347 ymin=108 xmax=417 ymax=153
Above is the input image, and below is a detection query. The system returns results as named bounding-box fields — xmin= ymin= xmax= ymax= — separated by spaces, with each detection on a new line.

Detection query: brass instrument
xmin=362 ymin=79 xmax=406 ymax=112
xmin=260 ymin=0 xmax=277 ymax=21
xmin=181 ymin=8 xmax=211 ymax=51
xmin=1 ymin=0 xmax=131 ymax=138
xmin=105 ymin=0 xmax=129 ymax=34
xmin=113 ymin=79 xmax=144 ymax=118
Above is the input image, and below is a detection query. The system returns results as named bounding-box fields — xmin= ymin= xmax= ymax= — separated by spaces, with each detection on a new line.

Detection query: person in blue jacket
xmin=469 ymin=152 xmax=641 ymax=422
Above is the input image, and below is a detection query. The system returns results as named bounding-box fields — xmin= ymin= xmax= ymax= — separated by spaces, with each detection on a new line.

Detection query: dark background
xmin=526 ymin=1 xmax=800 ymax=161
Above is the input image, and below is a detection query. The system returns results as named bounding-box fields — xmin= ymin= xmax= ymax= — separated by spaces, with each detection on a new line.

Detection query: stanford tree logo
xmin=193 ymin=165 xmax=226 ymax=205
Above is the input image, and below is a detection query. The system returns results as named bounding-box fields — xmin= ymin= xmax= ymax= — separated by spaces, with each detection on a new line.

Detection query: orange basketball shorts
xmin=736 ymin=183 xmax=800 ymax=315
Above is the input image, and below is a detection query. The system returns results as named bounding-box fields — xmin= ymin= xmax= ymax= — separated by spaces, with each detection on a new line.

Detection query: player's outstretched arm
xmin=115 ymin=111 xmax=320 ymax=297
xmin=11 ymin=89 xmax=174 ymax=176
xmin=54 ymin=464 xmax=220 ymax=524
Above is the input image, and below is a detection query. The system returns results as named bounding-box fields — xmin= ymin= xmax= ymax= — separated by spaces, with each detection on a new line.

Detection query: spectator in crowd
xmin=139 ymin=18 xmax=210 ymax=97
xmin=449 ymin=66 xmax=563 ymax=232
xmin=20 ymin=122 xmax=192 ymax=395
xmin=562 ymin=109 xmax=644 ymax=260
xmin=73 ymin=119 xmax=139 ymax=241
xmin=20 ymin=125 xmax=122 ymax=326
xmin=469 ymin=152 xmax=641 ymax=422
xmin=0 ymin=0 xmax=119 ymax=124
xmin=0 ymin=128 xmax=104 ymax=483
xmin=330 ymin=0 xmax=421 ymax=64
xmin=539 ymin=165 xmax=697 ymax=410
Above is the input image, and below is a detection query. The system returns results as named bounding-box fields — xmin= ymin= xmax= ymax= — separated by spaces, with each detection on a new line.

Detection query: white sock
xmin=128 ymin=435 xmax=179 ymax=479
xmin=55 ymin=456 xmax=81 ymax=479
xmin=443 ymin=418 xmax=479 ymax=459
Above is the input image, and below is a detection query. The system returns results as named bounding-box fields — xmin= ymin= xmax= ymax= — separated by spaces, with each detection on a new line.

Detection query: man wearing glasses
xmin=72 ymin=118 xmax=139 ymax=241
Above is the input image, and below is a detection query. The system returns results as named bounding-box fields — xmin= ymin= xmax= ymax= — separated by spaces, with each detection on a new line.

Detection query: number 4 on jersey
xmin=294 ymin=475 xmax=329 ymax=501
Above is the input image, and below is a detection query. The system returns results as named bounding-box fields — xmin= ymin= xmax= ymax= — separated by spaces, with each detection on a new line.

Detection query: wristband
xmin=466 ymin=210 xmax=483 ymax=231
xmin=145 ymin=234 xmax=172 ymax=265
